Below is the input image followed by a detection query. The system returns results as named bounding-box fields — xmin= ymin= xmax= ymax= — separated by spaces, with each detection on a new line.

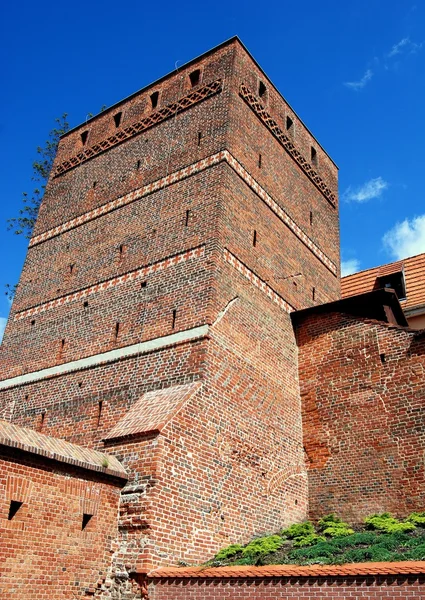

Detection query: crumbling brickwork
xmin=295 ymin=311 xmax=425 ymax=522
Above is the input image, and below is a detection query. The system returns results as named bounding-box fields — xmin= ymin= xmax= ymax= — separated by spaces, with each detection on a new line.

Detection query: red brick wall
xmin=296 ymin=312 xmax=425 ymax=521
xmin=148 ymin=574 xmax=425 ymax=600
xmin=0 ymin=37 xmax=341 ymax=588
xmin=0 ymin=448 xmax=122 ymax=599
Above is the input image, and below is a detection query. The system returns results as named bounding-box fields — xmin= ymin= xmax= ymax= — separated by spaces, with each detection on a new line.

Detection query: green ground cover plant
xmin=207 ymin=512 xmax=425 ymax=566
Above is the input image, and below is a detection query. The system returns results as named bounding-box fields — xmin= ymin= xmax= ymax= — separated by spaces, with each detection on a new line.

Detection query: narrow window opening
xmin=310 ymin=211 xmax=313 ymax=226
xmin=140 ymin=281 xmax=147 ymax=289
xmin=311 ymin=146 xmax=317 ymax=165
xmin=97 ymin=400 xmax=103 ymax=427
xmin=39 ymin=411 xmax=46 ymax=432
xmin=8 ymin=500 xmax=23 ymax=520
xmin=185 ymin=210 xmax=190 ymax=227
xmin=258 ymin=154 xmax=262 ymax=168
xmin=81 ymin=131 xmax=89 ymax=145
xmin=25 ymin=395 xmax=29 ymax=401
xmin=150 ymin=91 xmax=159 ymax=109
xmin=83 ymin=300 xmax=89 ymax=308
xmin=172 ymin=309 xmax=177 ymax=330
xmin=58 ymin=339 xmax=66 ymax=361
xmin=312 ymin=287 xmax=316 ymax=301
xmin=258 ymin=81 xmax=267 ymax=98
xmin=82 ymin=513 xmax=93 ymax=530
xmin=69 ymin=264 xmax=75 ymax=275
xmin=78 ymin=381 xmax=83 ymax=388
xmin=253 ymin=230 xmax=257 ymax=247
xmin=293 ymin=280 xmax=298 ymax=289
xmin=92 ymin=181 xmax=97 ymax=189
xmin=189 ymin=69 xmax=201 ymax=87
xmin=286 ymin=116 xmax=293 ymax=131
xmin=118 ymin=244 xmax=127 ymax=261
xmin=136 ymin=159 xmax=141 ymax=170
xmin=114 ymin=322 xmax=120 ymax=341
xmin=197 ymin=131 xmax=202 ymax=146
xmin=113 ymin=112 xmax=122 ymax=128
xmin=380 ymin=353 xmax=386 ymax=364
xmin=31 ymin=319 xmax=35 ymax=326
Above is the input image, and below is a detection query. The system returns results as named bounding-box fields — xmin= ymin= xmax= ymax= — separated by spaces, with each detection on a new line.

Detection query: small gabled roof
xmin=104 ymin=382 xmax=202 ymax=442
xmin=341 ymin=252 xmax=425 ymax=313
xmin=291 ymin=288 xmax=408 ymax=328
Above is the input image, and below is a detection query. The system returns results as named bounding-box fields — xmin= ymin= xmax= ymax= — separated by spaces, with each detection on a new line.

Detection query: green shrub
xmin=282 ymin=521 xmax=315 ymax=539
xmin=372 ymin=532 xmax=410 ymax=551
xmin=293 ymin=534 xmax=326 ymax=547
xmin=322 ymin=523 xmax=355 ymax=537
xmin=318 ymin=514 xmax=354 ymax=538
xmin=331 ymin=531 xmax=379 ymax=549
xmin=242 ymin=535 xmax=283 ymax=558
xmin=318 ymin=514 xmax=342 ymax=526
xmin=365 ymin=513 xmax=416 ymax=534
xmin=340 ymin=547 xmax=373 ymax=563
xmin=289 ymin=541 xmax=335 ymax=559
xmin=215 ymin=544 xmax=243 ymax=560
xmin=408 ymin=544 xmax=425 ymax=560
xmin=407 ymin=512 xmax=425 ymax=527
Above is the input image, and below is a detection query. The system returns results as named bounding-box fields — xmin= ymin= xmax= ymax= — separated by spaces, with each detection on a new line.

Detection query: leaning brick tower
xmin=0 ymin=37 xmax=339 ymax=578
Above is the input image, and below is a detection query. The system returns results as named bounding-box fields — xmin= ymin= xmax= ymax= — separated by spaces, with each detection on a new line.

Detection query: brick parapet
xmin=146 ymin=564 xmax=425 ymax=600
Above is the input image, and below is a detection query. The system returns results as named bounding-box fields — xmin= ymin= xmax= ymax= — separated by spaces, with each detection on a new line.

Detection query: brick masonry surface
xmin=0 ymin=446 xmax=124 ymax=600
xmin=295 ymin=311 xmax=425 ymax=521
xmin=5 ymin=36 xmax=425 ymax=600
xmin=147 ymin=571 xmax=425 ymax=600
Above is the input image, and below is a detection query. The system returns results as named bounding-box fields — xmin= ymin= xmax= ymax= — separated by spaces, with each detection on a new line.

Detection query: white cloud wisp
xmin=344 ymin=69 xmax=373 ymax=91
xmin=387 ymin=37 xmax=423 ymax=58
xmin=341 ymin=258 xmax=360 ymax=277
xmin=343 ymin=177 xmax=388 ymax=203
xmin=383 ymin=214 xmax=425 ymax=260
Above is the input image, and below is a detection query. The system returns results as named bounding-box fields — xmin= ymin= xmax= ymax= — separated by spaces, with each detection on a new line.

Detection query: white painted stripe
xmin=0 ymin=325 xmax=209 ymax=390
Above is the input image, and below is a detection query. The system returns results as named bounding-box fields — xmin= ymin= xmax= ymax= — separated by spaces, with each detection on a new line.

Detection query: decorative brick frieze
xmin=31 ymin=149 xmax=336 ymax=275
xmin=239 ymin=83 xmax=337 ymax=207
xmin=224 ymin=249 xmax=295 ymax=313
xmin=14 ymin=246 xmax=205 ymax=321
xmin=54 ymin=79 xmax=223 ymax=176
xmin=224 ymin=152 xmax=338 ymax=275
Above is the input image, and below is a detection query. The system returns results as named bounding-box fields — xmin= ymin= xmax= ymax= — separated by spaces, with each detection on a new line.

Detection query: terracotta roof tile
xmin=342 ymin=252 xmax=425 ymax=312
xmin=104 ymin=382 xmax=202 ymax=441
xmin=0 ymin=419 xmax=127 ymax=480
xmin=148 ymin=561 xmax=425 ymax=578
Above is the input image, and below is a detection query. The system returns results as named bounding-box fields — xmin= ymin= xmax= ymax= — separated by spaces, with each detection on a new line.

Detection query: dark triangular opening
xmin=82 ymin=513 xmax=93 ymax=530
xmin=8 ymin=500 xmax=23 ymax=520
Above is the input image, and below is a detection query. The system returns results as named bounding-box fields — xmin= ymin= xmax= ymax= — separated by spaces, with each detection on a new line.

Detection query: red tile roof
xmin=104 ymin=382 xmax=202 ymax=441
xmin=0 ymin=419 xmax=127 ymax=479
xmin=148 ymin=561 xmax=425 ymax=578
xmin=341 ymin=252 xmax=425 ymax=312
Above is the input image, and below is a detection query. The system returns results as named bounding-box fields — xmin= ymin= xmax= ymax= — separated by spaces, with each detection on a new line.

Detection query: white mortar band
xmin=0 ymin=325 xmax=209 ymax=391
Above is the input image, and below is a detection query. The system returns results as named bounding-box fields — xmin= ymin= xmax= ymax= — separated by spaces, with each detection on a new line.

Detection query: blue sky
xmin=1 ymin=0 xmax=425 ymax=340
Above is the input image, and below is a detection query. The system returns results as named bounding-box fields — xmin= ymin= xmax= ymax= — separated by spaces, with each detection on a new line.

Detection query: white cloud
xmin=343 ymin=177 xmax=388 ymax=203
xmin=341 ymin=258 xmax=360 ymax=277
xmin=344 ymin=69 xmax=373 ymax=91
xmin=387 ymin=37 xmax=422 ymax=58
xmin=0 ymin=318 xmax=7 ymax=343
xmin=383 ymin=214 xmax=425 ymax=260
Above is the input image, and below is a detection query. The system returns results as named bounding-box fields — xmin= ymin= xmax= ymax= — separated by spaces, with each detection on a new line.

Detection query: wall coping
xmin=0 ymin=419 xmax=127 ymax=481
xmin=148 ymin=561 xmax=425 ymax=579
